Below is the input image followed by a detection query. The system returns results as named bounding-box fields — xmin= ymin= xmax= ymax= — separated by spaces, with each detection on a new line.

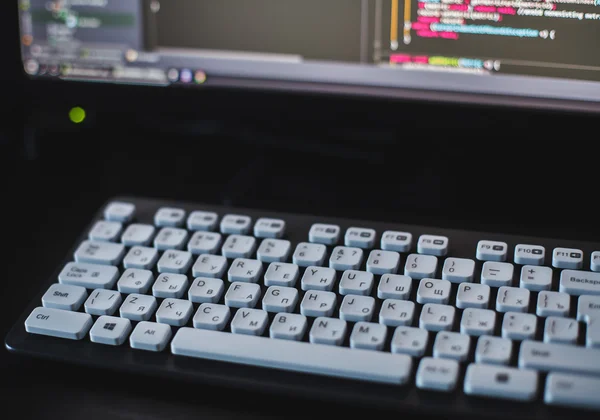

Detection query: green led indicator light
xmin=69 ymin=107 xmax=86 ymax=124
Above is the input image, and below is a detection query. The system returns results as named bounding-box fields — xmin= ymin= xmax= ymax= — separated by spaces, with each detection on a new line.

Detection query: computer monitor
xmin=16 ymin=0 xmax=600 ymax=113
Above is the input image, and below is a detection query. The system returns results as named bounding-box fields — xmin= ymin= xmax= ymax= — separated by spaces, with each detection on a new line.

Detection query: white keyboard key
xmin=417 ymin=278 xmax=451 ymax=305
xmin=537 ymin=291 xmax=570 ymax=317
xmin=220 ymin=214 xmax=251 ymax=235
xmin=350 ymin=322 xmax=387 ymax=350
xmin=262 ymin=286 xmax=298 ymax=313
xmin=417 ymin=235 xmax=448 ymax=256
xmin=519 ymin=265 xmax=552 ymax=291
xmin=588 ymin=320 xmax=600 ymax=348
xmin=156 ymin=298 xmax=193 ymax=326
xmin=188 ymin=277 xmax=224 ymax=303
xmin=265 ymin=262 xmax=300 ymax=287
xmin=339 ymin=270 xmax=374 ymax=296
xmin=270 ymin=313 xmax=307 ymax=341
xmin=481 ymin=261 xmax=514 ymax=287
xmin=104 ymin=201 xmax=135 ymax=222
xmin=293 ymin=242 xmax=327 ymax=267
xmin=366 ymin=250 xmax=400 ymax=275
xmin=192 ymin=254 xmax=227 ymax=278
xmin=152 ymin=273 xmax=188 ymax=298
xmin=221 ymin=235 xmax=256 ymax=258
xmin=74 ymin=240 xmax=125 ymax=265
xmin=329 ymin=246 xmax=363 ymax=270
xmin=514 ymin=244 xmax=545 ymax=265
xmin=379 ymin=299 xmax=415 ymax=327
xmin=187 ymin=231 xmax=222 ymax=255
xmin=300 ymin=290 xmax=337 ymax=317
xmin=381 ymin=231 xmax=412 ymax=252
xmin=42 ymin=284 xmax=87 ymax=311
xmin=460 ymin=308 xmax=496 ymax=336
xmin=377 ymin=274 xmax=412 ymax=300
xmin=254 ymin=218 xmax=286 ymax=238
xmin=404 ymin=254 xmax=437 ymax=279
xmin=58 ymin=262 xmax=119 ymax=289
xmin=117 ymin=268 xmax=154 ymax=294
xmin=577 ymin=295 xmax=600 ymax=322
xmin=433 ymin=331 xmax=471 ymax=361
xmin=559 ymin=269 xmax=600 ymax=296
xmin=157 ymin=249 xmax=192 ymax=274
xmin=172 ymin=327 xmax=412 ymax=384
xmin=129 ymin=321 xmax=172 ymax=352
xmin=519 ymin=340 xmax=600 ymax=375
xmin=339 ymin=295 xmax=375 ymax=322
xmin=591 ymin=251 xmax=600 ymax=272
xmin=419 ymin=304 xmax=455 ymax=332
xmin=543 ymin=316 xmax=578 ymax=344
xmin=25 ymin=307 xmax=92 ymax=340
xmin=496 ymin=286 xmax=530 ymax=313
xmin=154 ymin=207 xmax=185 ymax=227
xmin=475 ymin=335 xmax=512 ymax=365
xmin=456 ymin=283 xmax=490 ymax=309
xmin=442 ymin=257 xmax=475 ymax=283
xmin=345 ymin=227 xmax=376 ymax=249
xmin=502 ymin=312 xmax=536 ymax=340
xmin=89 ymin=221 xmax=122 ymax=242
xmin=416 ymin=357 xmax=459 ymax=391
xmin=154 ymin=228 xmax=188 ymax=250
xmin=552 ymin=247 xmax=583 ymax=269
xmin=193 ymin=303 xmax=230 ymax=330
xmin=121 ymin=224 xmax=155 ymax=246
xmin=309 ymin=317 xmax=347 ymax=346
xmin=224 ymin=282 xmax=261 ymax=308
xmin=476 ymin=240 xmax=508 ymax=262
xmin=300 ymin=266 xmax=335 ymax=291
xmin=308 ymin=223 xmax=340 ymax=245
xmin=464 ymin=364 xmax=538 ymax=401
xmin=187 ymin=211 xmax=218 ymax=231
xmin=257 ymin=238 xmax=291 ymax=263
xmin=89 ymin=316 xmax=131 ymax=346
xmin=123 ymin=246 xmax=158 ymax=270
xmin=227 ymin=258 xmax=263 ymax=283
xmin=545 ymin=373 xmax=600 ymax=411
xmin=391 ymin=326 xmax=428 ymax=356
xmin=84 ymin=289 xmax=122 ymax=316
xmin=119 ymin=294 xmax=157 ymax=321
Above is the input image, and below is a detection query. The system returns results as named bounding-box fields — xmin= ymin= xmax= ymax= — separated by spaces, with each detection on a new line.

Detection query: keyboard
xmin=5 ymin=196 xmax=600 ymax=417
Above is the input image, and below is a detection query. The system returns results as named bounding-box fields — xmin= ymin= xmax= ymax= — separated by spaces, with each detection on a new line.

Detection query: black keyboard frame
xmin=5 ymin=196 xmax=599 ymax=419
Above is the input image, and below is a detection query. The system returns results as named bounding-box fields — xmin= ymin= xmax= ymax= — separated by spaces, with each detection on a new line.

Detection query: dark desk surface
xmin=2 ymin=126 xmax=598 ymax=419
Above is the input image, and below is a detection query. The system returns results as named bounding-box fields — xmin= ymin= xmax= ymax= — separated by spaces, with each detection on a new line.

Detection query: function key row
xmin=477 ymin=241 xmax=589 ymax=269
xmin=102 ymin=202 xmax=600 ymax=270
xmin=155 ymin=208 xmax=286 ymax=239
xmin=104 ymin=202 xmax=286 ymax=238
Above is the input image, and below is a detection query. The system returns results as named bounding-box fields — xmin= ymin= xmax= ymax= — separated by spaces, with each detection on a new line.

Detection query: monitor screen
xmin=17 ymin=0 xmax=600 ymax=110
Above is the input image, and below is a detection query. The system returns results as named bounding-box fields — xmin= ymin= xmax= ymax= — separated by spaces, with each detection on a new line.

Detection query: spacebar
xmin=171 ymin=327 xmax=412 ymax=384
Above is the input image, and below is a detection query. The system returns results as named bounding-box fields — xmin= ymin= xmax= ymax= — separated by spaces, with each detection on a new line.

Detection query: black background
xmin=1 ymin=1 xmax=600 ymax=419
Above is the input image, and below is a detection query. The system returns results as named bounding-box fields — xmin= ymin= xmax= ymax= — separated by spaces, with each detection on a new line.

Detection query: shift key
xmin=25 ymin=307 xmax=92 ymax=340
xmin=518 ymin=340 xmax=600 ymax=375
xmin=59 ymin=262 xmax=119 ymax=289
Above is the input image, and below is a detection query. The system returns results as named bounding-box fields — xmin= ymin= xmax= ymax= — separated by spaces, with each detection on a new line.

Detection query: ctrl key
xmin=25 ymin=307 xmax=92 ymax=340
xmin=545 ymin=373 xmax=600 ymax=411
